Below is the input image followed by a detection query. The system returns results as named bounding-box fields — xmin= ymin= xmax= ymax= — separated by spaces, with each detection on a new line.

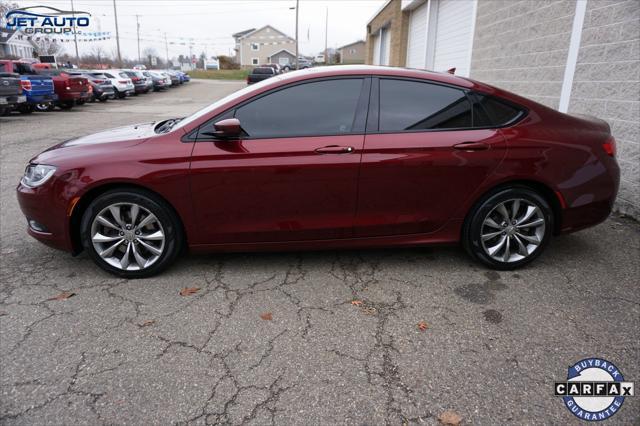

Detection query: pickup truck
xmin=246 ymin=67 xmax=276 ymax=84
xmin=0 ymin=60 xmax=57 ymax=113
xmin=34 ymin=69 xmax=90 ymax=109
xmin=0 ymin=72 xmax=26 ymax=115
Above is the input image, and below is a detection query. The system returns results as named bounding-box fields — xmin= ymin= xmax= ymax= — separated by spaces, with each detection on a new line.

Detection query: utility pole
xmin=164 ymin=32 xmax=169 ymax=66
xmin=70 ymin=0 xmax=79 ymax=64
xmin=324 ymin=6 xmax=328 ymax=65
xmin=112 ymin=0 xmax=122 ymax=66
xmin=295 ymin=0 xmax=299 ymax=70
xmin=135 ymin=14 xmax=141 ymax=63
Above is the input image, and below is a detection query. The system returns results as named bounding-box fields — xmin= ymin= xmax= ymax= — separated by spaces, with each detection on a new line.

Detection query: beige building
xmin=233 ymin=25 xmax=295 ymax=67
xmin=338 ymin=40 xmax=365 ymax=64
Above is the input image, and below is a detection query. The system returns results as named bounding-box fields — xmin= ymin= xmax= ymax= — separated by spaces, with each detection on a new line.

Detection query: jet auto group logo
xmin=5 ymin=5 xmax=91 ymax=34
xmin=555 ymin=358 xmax=634 ymax=421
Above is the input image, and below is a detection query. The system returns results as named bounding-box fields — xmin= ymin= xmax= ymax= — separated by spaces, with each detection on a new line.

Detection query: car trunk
xmin=23 ymin=75 xmax=54 ymax=96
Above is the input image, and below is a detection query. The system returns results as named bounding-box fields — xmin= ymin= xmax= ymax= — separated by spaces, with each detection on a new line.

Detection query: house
xmin=232 ymin=25 xmax=296 ymax=67
xmin=267 ymin=49 xmax=296 ymax=67
xmin=365 ymin=0 xmax=639 ymax=219
xmin=0 ymin=28 xmax=36 ymax=59
xmin=338 ymin=40 xmax=365 ymax=64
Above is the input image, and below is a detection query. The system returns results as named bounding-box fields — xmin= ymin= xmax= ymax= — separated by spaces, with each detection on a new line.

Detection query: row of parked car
xmin=0 ymin=60 xmax=190 ymax=115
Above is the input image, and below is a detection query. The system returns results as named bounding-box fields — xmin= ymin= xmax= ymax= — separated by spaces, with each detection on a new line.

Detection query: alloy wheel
xmin=480 ymin=198 xmax=546 ymax=263
xmin=90 ymin=202 xmax=165 ymax=271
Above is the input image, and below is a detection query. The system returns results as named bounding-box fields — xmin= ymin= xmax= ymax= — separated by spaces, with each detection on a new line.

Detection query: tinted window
xmin=253 ymin=67 xmax=273 ymax=75
xmin=379 ymin=79 xmax=472 ymax=131
xmin=103 ymin=72 xmax=114 ymax=78
xmin=474 ymin=94 xmax=522 ymax=126
xmin=235 ymin=79 xmax=364 ymax=138
xmin=119 ymin=72 xmax=128 ymax=78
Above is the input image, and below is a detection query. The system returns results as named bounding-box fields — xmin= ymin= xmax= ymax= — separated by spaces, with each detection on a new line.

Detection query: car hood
xmin=61 ymin=122 xmax=158 ymax=147
xmin=30 ymin=122 xmax=161 ymax=164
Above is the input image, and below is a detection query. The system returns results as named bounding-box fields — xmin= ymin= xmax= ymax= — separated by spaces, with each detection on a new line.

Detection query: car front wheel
xmin=463 ymin=187 xmax=553 ymax=270
xmin=80 ymin=189 xmax=182 ymax=278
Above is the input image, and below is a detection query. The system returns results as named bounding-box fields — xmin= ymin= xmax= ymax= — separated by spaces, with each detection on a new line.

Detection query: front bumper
xmin=16 ymin=182 xmax=74 ymax=252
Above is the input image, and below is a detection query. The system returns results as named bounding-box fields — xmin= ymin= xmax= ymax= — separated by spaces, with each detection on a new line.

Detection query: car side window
xmin=379 ymin=79 xmax=472 ymax=131
xmin=234 ymin=78 xmax=364 ymax=138
xmin=473 ymin=93 xmax=523 ymax=126
xmin=104 ymin=73 xmax=114 ymax=78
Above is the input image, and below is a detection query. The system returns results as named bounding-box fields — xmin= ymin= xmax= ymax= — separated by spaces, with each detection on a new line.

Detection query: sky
xmin=12 ymin=0 xmax=384 ymax=61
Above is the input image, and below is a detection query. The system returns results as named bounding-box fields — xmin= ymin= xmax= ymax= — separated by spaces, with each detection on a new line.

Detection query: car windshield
xmin=173 ymin=75 xmax=285 ymax=131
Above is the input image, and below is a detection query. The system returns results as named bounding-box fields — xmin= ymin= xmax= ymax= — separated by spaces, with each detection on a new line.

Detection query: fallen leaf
xmin=362 ymin=306 xmax=377 ymax=316
xmin=260 ymin=312 xmax=273 ymax=321
xmin=438 ymin=410 xmax=462 ymax=425
xmin=139 ymin=320 xmax=155 ymax=327
xmin=417 ymin=320 xmax=429 ymax=331
xmin=351 ymin=300 xmax=363 ymax=306
xmin=48 ymin=291 xmax=76 ymax=301
xmin=179 ymin=287 xmax=200 ymax=296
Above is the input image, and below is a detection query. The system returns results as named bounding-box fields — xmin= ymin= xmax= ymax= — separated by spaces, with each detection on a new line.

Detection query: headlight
xmin=21 ymin=164 xmax=57 ymax=188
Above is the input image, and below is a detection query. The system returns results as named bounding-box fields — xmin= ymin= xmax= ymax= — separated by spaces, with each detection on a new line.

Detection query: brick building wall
xmin=469 ymin=0 xmax=576 ymax=110
xmin=365 ymin=0 xmax=410 ymax=67
xmin=568 ymin=0 xmax=639 ymax=217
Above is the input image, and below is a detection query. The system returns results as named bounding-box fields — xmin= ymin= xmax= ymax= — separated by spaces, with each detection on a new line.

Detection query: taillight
xmin=20 ymin=80 xmax=32 ymax=91
xmin=132 ymin=77 xmax=139 ymax=82
xmin=93 ymin=79 xmax=104 ymax=83
xmin=602 ymin=136 xmax=616 ymax=157
xmin=118 ymin=80 xmax=128 ymax=84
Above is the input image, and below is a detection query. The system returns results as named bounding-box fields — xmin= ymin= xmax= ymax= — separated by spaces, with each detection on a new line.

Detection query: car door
xmin=354 ymin=77 xmax=508 ymax=237
xmin=189 ymin=77 xmax=370 ymax=244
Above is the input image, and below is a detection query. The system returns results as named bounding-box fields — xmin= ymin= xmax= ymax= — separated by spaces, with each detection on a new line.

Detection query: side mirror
xmin=211 ymin=118 xmax=241 ymax=139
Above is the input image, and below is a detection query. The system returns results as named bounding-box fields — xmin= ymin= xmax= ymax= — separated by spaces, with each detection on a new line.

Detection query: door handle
xmin=315 ymin=145 xmax=354 ymax=154
xmin=453 ymin=142 xmax=490 ymax=151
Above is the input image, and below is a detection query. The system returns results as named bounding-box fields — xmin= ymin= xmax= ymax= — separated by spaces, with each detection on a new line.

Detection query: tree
xmin=32 ymin=38 xmax=63 ymax=56
xmin=90 ymin=45 xmax=106 ymax=66
xmin=0 ymin=1 xmax=19 ymax=28
xmin=142 ymin=46 xmax=158 ymax=67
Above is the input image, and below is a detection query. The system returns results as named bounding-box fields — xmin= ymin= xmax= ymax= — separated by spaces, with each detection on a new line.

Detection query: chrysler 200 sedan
xmin=17 ymin=66 xmax=619 ymax=278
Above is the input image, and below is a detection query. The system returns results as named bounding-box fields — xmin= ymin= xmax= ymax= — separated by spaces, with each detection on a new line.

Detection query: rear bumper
xmin=558 ymin=157 xmax=620 ymax=233
xmin=0 ymin=94 xmax=26 ymax=105
xmin=57 ymin=91 xmax=89 ymax=101
xmin=25 ymin=93 xmax=58 ymax=104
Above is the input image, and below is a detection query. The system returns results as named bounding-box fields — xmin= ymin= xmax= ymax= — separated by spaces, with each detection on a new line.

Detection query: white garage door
xmin=432 ymin=0 xmax=476 ymax=77
xmin=406 ymin=2 xmax=429 ymax=69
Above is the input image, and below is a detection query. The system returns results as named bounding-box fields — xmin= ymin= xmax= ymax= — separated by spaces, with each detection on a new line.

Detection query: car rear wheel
xmin=463 ymin=187 xmax=553 ymax=270
xmin=80 ymin=189 xmax=182 ymax=278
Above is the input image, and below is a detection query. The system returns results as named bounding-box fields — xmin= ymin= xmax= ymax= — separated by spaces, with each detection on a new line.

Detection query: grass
xmin=187 ymin=69 xmax=250 ymax=80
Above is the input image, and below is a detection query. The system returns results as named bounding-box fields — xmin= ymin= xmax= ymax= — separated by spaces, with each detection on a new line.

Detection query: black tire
xmin=80 ymin=188 xmax=183 ymax=278
xmin=76 ymin=99 xmax=86 ymax=105
xmin=18 ymin=105 xmax=34 ymax=114
xmin=462 ymin=186 xmax=553 ymax=270
xmin=98 ymin=97 xmax=108 ymax=102
xmin=59 ymin=101 xmax=74 ymax=110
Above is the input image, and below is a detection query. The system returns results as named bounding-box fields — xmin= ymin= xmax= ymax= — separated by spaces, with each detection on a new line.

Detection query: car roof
xmin=276 ymin=65 xmax=477 ymax=89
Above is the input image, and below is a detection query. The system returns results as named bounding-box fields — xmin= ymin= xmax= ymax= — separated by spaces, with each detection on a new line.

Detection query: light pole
xmin=112 ymin=0 xmax=122 ymax=66
xmin=135 ymin=15 xmax=141 ymax=63
xmin=290 ymin=0 xmax=299 ymax=70
xmin=70 ymin=0 xmax=79 ymax=64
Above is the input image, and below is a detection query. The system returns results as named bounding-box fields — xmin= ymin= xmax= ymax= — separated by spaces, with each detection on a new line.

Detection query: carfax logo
xmin=555 ymin=358 xmax=634 ymax=421
xmin=5 ymin=5 xmax=91 ymax=34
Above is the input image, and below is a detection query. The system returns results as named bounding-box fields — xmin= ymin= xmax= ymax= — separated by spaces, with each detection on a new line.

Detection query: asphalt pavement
xmin=1 ymin=79 xmax=638 ymax=425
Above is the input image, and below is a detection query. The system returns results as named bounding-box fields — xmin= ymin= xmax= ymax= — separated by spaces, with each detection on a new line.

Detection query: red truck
xmin=31 ymin=64 xmax=90 ymax=109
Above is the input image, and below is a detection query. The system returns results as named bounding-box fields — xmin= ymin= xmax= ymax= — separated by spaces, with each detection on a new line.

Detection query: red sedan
xmin=16 ymin=66 xmax=619 ymax=278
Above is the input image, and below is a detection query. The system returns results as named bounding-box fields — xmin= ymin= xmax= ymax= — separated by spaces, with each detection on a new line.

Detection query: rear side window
xmin=473 ymin=94 xmax=523 ymax=126
xmin=235 ymin=78 xmax=364 ymax=138
xmin=379 ymin=79 xmax=472 ymax=131
xmin=119 ymin=72 xmax=128 ymax=78
xmin=253 ymin=67 xmax=273 ymax=75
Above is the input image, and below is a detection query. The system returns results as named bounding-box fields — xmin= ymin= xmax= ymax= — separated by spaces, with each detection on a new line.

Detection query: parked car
xmin=0 ymin=60 xmax=57 ymax=113
xmin=72 ymin=71 xmax=115 ymax=102
xmin=35 ymin=69 xmax=90 ymax=109
xmin=0 ymin=71 xmax=25 ymax=115
xmin=247 ymin=66 xmax=276 ymax=84
xmin=262 ymin=63 xmax=282 ymax=74
xmin=282 ymin=58 xmax=312 ymax=71
xmin=176 ymin=71 xmax=190 ymax=83
xmin=145 ymin=71 xmax=169 ymax=91
xmin=121 ymin=70 xmax=150 ymax=95
xmin=16 ymin=65 xmax=620 ymax=278
xmin=99 ymin=70 xmax=134 ymax=98
xmin=162 ymin=70 xmax=181 ymax=86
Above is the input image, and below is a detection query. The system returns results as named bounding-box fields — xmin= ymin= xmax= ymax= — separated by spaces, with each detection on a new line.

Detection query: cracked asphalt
xmin=1 ymin=79 xmax=639 ymax=425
